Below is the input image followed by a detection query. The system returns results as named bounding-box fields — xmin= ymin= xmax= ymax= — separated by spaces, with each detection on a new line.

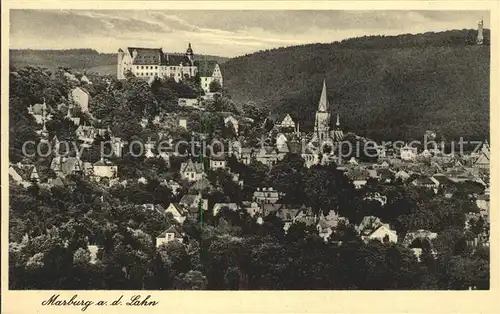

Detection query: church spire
xmin=336 ymin=113 xmax=340 ymax=127
xmin=318 ymin=79 xmax=328 ymax=112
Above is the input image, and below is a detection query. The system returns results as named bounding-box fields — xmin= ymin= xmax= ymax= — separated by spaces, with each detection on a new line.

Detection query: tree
xmin=268 ymin=153 xmax=306 ymax=205
xmin=174 ymin=270 xmax=208 ymax=290
xmin=209 ymin=80 xmax=222 ymax=93
xmin=158 ymin=241 xmax=191 ymax=278
xmin=303 ymin=164 xmax=355 ymax=216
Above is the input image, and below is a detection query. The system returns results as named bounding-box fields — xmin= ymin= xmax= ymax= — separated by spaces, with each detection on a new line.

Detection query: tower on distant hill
xmin=477 ymin=19 xmax=484 ymax=45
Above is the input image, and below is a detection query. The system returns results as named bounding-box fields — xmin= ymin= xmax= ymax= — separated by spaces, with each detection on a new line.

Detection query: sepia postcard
xmin=1 ymin=1 xmax=499 ymax=313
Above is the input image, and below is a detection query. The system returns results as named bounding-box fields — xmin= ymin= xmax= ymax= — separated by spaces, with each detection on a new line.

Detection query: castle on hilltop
xmin=117 ymin=43 xmax=223 ymax=93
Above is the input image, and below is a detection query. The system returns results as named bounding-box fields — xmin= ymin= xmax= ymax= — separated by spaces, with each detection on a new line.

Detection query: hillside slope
xmin=221 ymin=29 xmax=490 ymax=141
xmin=10 ymin=49 xmax=229 ymax=76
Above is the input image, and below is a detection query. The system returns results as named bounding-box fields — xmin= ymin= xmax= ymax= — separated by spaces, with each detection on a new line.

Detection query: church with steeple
xmin=312 ymin=80 xmax=331 ymax=142
xmin=310 ymin=79 xmax=344 ymax=144
xmin=301 ymin=79 xmax=345 ymax=167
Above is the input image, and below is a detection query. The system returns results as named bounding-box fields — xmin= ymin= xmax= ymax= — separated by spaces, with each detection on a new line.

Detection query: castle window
xmin=155 ymin=66 xmax=158 ymax=69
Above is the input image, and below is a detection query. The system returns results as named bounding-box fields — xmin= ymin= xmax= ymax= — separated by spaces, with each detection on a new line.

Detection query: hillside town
xmin=8 ymin=20 xmax=490 ymax=290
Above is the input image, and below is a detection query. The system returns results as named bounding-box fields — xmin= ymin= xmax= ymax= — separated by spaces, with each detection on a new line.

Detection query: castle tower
xmin=477 ymin=19 xmax=484 ymax=45
xmin=313 ymin=79 xmax=331 ymax=142
xmin=186 ymin=43 xmax=195 ymax=65
xmin=117 ymin=48 xmax=125 ymax=80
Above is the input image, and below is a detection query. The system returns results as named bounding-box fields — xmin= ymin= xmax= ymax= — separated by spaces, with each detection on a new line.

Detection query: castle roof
xmin=125 ymin=47 xmax=196 ymax=66
xmin=167 ymin=54 xmax=193 ymax=66
xmin=195 ymin=60 xmax=219 ymax=77
xmin=127 ymin=47 xmax=167 ymax=65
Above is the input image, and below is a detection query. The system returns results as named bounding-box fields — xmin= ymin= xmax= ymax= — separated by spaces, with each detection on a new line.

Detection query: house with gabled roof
xmin=49 ymin=176 xmax=77 ymax=189
xmin=402 ymin=229 xmax=438 ymax=247
xmin=276 ymin=206 xmax=301 ymax=232
xmin=28 ymin=99 xmax=53 ymax=124
xmin=473 ymin=141 xmax=490 ymax=170
xmin=412 ymin=176 xmax=439 ymax=192
xmin=400 ymin=144 xmax=418 ymax=161
xmin=165 ymin=203 xmax=187 ymax=224
xmin=87 ymin=245 xmax=99 ymax=264
xmin=195 ymin=59 xmax=223 ymax=93
xmin=50 ymin=156 xmax=83 ymax=178
xmin=209 ymin=154 xmax=227 ymax=170
xmin=92 ymin=158 xmax=118 ymax=180
xmin=180 ymin=193 xmax=202 ymax=209
xmin=70 ymin=87 xmax=90 ymax=113
xmin=213 ymin=203 xmax=240 ymax=216
xmin=395 ymin=169 xmax=410 ymax=181
xmin=377 ymin=160 xmax=390 ymax=168
xmin=262 ymin=203 xmax=284 ymax=217
xmin=139 ymin=204 xmax=166 ymax=215
xmin=9 ymin=165 xmax=34 ymax=188
xmin=365 ymin=225 xmax=398 ymax=244
xmin=239 ymin=147 xmax=255 ymax=165
xmin=278 ymin=113 xmax=296 ymax=130
xmin=253 ymin=187 xmax=283 ymax=205
xmin=243 ymin=201 xmax=262 ymax=217
xmin=180 ymin=159 xmax=205 ymax=182
xmin=275 ymin=133 xmax=289 ymax=154
xmin=255 ymin=146 xmax=280 ymax=167
xmin=345 ymin=169 xmax=370 ymax=189
xmin=356 ymin=215 xmax=397 ymax=243
xmin=179 ymin=193 xmax=209 ymax=219
xmin=156 ymin=226 xmax=184 ymax=247
xmin=223 ymin=115 xmax=239 ymax=136
xmin=75 ymin=124 xmax=97 ymax=145
xmin=293 ymin=208 xmax=316 ymax=227
xmin=161 ymin=180 xmax=182 ymax=196
xmin=189 ymin=177 xmax=214 ymax=194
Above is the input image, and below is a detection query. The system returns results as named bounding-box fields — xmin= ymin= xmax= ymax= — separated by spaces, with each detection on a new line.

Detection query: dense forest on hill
xmin=9 ymin=49 xmax=229 ymax=76
xmin=221 ymin=29 xmax=490 ymax=141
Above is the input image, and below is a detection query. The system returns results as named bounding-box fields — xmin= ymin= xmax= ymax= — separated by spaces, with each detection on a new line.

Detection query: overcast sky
xmin=10 ymin=10 xmax=490 ymax=57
